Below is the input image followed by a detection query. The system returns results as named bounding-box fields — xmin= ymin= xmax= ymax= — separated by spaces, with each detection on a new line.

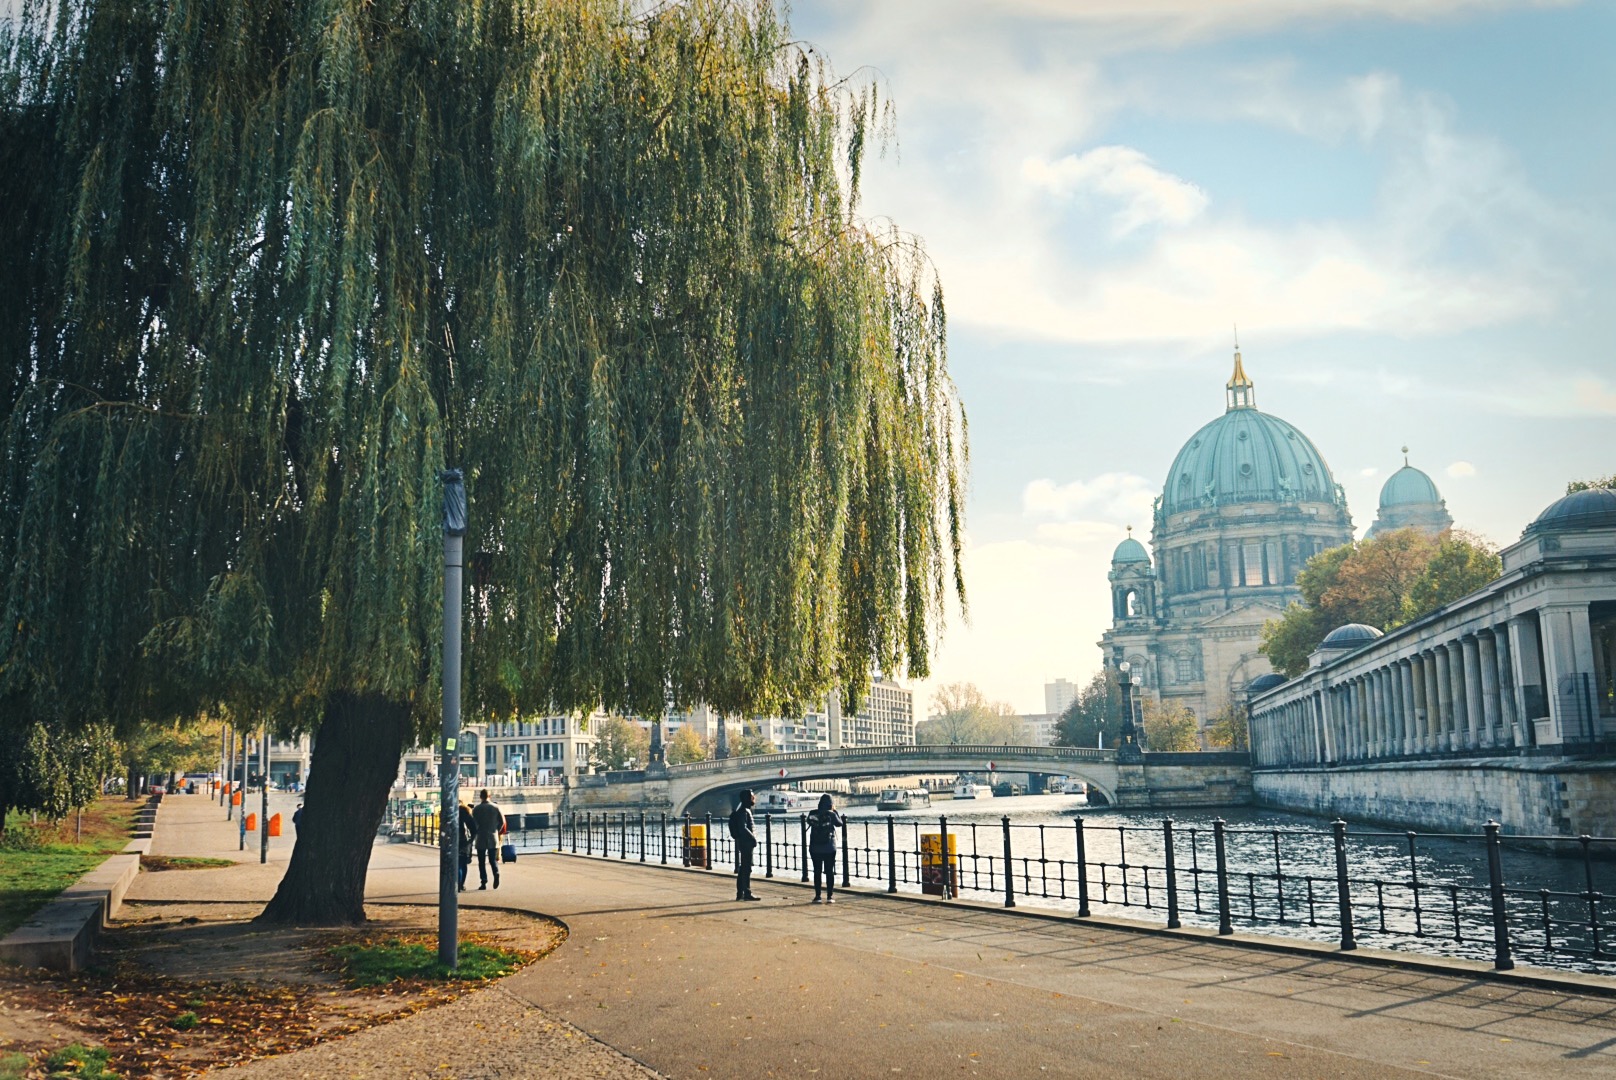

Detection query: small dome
xmin=1247 ymin=673 xmax=1287 ymax=694
xmin=1379 ymin=465 xmax=1443 ymax=510
xmin=1112 ymin=536 xmax=1150 ymax=564
xmin=1525 ymin=487 xmax=1616 ymax=537
xmin=1320 ymin=623 xmax=1384 ymax=650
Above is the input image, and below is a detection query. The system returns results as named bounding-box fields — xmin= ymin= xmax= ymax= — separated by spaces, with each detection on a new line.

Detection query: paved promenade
xmin=131 ymin=794 xmax=1616 ymax=1078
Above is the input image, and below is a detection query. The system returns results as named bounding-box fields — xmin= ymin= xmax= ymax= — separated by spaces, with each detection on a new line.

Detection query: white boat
xmin=876 ymin=787 xmax=933 ymax=811
xmin=754 ymin=789 xmax=819 ymax=815
xmin=951 ymin=779 xmax=994 ymax=800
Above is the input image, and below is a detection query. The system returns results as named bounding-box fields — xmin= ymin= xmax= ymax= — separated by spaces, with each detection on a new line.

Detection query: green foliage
xmin=119 ymin=721 xmax=221 ymax=780
xmin=1259 ymin=528 xmax=1501 ymax=677
xmin=0 ymin=800 xmax=142 ymax=934
xmin=916 ymin=682 xmax=1026 ymax=745
xmin=0 ymin=0 xmax=965 ymax=744
xmin=170 ymin=1012 xmax=200 ymax=1031
xmin=42 ymin=1043 xmax=117 ymax=1080
xmin=0 ymin=712 xmax=117 ymax=825
xmin=1140 ymin=700 xmax=1200 ymax=752
xmin=1567 ymin=474 xmax=1615 ymax=493
xmin=730 ymin=721 xmax=778 ymax=758
xmin=665 ymin=725 xmax=708 ymax=765
xmin=328 ymin=938 xmax=527 ymax=986
xmin=1205 ymin=703 xmax=1249 ymax=751
xmin=0 ymin=1050 xmax=29 ymax=1080
xmin=1053 ymin=670 xmax=1121 ymax=749
xmin=589 ymin=714 xmax=650 ymax=772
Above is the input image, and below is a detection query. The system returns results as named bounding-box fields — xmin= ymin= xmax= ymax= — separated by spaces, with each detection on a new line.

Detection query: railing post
xmin=1333 ymin=819 xmax=1357 ymax=951
xmin=682 ymin=813 xmax=691 ymax=867
xmin=1075 ymin=817 xmax=1091 ymax=918
xmin=705 ymin=812 xmax=714 ymax=871
xmin=1001 ymin=816 xmax=1016 ymax=909
xmin=639 ymin=811 xmax=646 ymax=863
xmin=585 ymin=812 xmax=594 ymax=856
xmin=939 ymin=816 xmax=952 ymax=900
xmin=1163 ymin=819 xmax=1180 ymax=930
xmin=1484 ymin=821 xmax=1514 ymax=971
xmin=887 ymin=814 xmax=898 ymax=894
xmin=620 ymin=812 xmax=628 ymax=861
xmin=799 ymin=814 xmax=810 ymax=882
xmin=764 ymin=812 xmax=774 ymax=878
xmin=1213 ymin=818 xmax=1233 ymax=935
xmin=660 ymin=812 xmax=668 ymax=865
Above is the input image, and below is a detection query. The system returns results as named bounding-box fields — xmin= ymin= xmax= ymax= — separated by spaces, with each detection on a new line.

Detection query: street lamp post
xmin=438 ymin=469 xmax=467 ymax=970
xmin=1117 ymin=661 xmax=1143 ymax=762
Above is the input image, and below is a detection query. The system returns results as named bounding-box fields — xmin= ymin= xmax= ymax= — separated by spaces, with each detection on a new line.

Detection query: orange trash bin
xmin=268 ymin=813 xmax=282 ymax=837
xmin=231 ymin=790 xmax=241 ymax=806
xmin=244 ymin=812 xmax=257 ymax=831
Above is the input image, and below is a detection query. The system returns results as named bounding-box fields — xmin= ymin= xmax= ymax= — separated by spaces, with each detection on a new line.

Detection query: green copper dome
xmin=1112 ymin=535 xmax=1150 ymax=564
xmin=1379 ymin=464 xmax=1443 ymax=509
xmin=1162 ymin=401 xmax=1342 ymax=516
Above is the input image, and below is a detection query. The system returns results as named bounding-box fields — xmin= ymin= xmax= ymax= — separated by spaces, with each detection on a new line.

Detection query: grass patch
xmin=327 ymin=935 xmax=531 ymax=987
xmin=170 ymin=1010 xmax=200 ymax=1030
xmin=0 ymin=799 xmax=142 ymax=936
xmin=0 ymin=1051 xmax=30 ymax=1080
xmin=140 ymin=855 xmax=234 ymax=872
xmin=42 ymin=1043 xmax=118 ymax=1080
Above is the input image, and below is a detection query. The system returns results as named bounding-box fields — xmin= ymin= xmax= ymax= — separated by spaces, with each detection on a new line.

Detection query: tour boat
xmin=754 ymin=789 xmax=819 ymax=815
xmin=876 ymin=787 xmax=933 ymax=812
xmin=951 ymin=778 xmax=994 ymax=800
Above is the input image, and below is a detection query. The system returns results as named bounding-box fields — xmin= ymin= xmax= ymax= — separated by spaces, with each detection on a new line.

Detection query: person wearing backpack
xmin=806 ymin=794 xmax=845 ymax=903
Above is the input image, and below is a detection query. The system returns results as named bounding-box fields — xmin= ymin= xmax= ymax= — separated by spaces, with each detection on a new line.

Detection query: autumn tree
xmin=589 ymin=716 xmax=650 ymax=773
xmin=916 ymin=682 xmax=1026 ymax=745
xmin=665 ymin=726 xmax=709 ymax=766
xmin=1053 ymin=670 xmax=1123 ymax=750
xmin=730 ymin=721 xmax=779 ymax=758
xmin=1140 ymin=700 xmax=1200 ymax=752
xmin=0 ymin=0 xmax=964 ymax=923
xmin=1261 ymin=529 xmax=1500 ymax=677
xmin=1205 ymin=703 xmax=1249 ymax=751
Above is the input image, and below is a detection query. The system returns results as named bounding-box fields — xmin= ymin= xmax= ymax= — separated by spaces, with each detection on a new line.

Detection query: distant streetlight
xmin=1117 ymin=661 xmax=1142 ymax=760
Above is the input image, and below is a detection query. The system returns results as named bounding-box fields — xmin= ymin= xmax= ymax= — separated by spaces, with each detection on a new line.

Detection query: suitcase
xmin=500 ymin=842 xmax=517 ymax=864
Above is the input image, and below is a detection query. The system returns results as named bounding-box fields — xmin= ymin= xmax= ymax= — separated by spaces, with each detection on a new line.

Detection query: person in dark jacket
xmin=457 ymin=801 xmax=476 ymax=892
xmin=471 ymin=789 xmax=505 ymax=889
xmin=806 ymin=793 xmax=845 ymax=903
xmin=729 ymin=790 xmax=760 ymax=901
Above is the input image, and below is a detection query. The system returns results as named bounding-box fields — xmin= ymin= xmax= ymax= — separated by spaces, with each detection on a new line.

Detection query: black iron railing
xmin=396 ymin=807 xmax=1615 ymax=974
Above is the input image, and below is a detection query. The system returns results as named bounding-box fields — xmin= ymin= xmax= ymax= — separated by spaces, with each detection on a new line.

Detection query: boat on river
xmin=754 ymin=789 xmax=819 ymax=815
xmin=876 ymin=787 xmax=933 ymax=811
xmin=951 ymin=777 xmax=994 ymax=800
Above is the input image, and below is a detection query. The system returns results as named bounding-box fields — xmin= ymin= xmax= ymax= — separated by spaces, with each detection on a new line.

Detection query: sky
xmin=784 ymin=0 xmax=1616 ymax=717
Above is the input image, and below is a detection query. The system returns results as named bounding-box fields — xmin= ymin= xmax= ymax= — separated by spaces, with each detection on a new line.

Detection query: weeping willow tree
xmin=0 ymin=0 xmax=965 ymax=924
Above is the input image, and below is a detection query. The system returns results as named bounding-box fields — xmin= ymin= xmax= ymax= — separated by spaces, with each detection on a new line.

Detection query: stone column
xmin=1399 ymin=659 xmax=1417 ymax=756
xmin=1477 ymin=631 xmax=1501 ymax=750
xmin=1461 ymin=635 xmax=1484 ymax=751
xmin=1374 ymin=668 xmax=1391 ymax=758
xmin=1508 ymin=615 xmax=1546 ymax=745
xmin=1538 ymin=603 xmax=1599 ymax=744
xmin=1494 ymin=623 xmax=1519 ymax=747
xmin=1410 ymin=653 xmax=1429 ymax=753
xmin=1434 ymin=646 xmax=1455 ymax=750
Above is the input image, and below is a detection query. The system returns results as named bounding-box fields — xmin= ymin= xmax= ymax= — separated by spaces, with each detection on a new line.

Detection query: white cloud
xmin=1359 ymin=467 xmax=1380 ymax=478
xmin=1023 ymin=473 xmax=1157 ymax=523
xmin=1446 ymin=461 xmax=1477 ymax=478
xmin=1023 ymin=147 xmax=1208 ymax=235
xmin=1034 ymin=521 xmax=1123 ymax=546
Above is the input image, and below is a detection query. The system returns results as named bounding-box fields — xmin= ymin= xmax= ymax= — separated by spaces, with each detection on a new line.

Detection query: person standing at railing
xmin=729 ymin=790 xmax=760 ymax=901
xmin=806 ymin=794 xmax=845 ymax=904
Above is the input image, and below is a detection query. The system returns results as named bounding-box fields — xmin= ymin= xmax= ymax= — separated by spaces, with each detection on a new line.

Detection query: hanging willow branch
xmin=0 ymin=0 xmax=966 ymax=741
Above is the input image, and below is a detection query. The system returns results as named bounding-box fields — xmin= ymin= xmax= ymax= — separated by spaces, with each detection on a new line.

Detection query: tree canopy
xmin=1052 ymin=670 xmax=1122 ymax=750
xmin=1568 ymin=474 xmax=1615 ymax=494
xmin=1260 ymin=528 xmax=1501 ymax=677
xmin=1 ymin=0 xmax=966 ymax=922
xmin=916 ymin=682 xmax=1026 ymax=745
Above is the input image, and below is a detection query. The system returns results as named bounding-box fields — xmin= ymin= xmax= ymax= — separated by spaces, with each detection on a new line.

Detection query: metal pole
xmin=939 ymin=816 xmax=952 ymax=900
xmin=841 ymin=814 xmax=851 ymax=889
xmin=225 ymin=726 xmax=234 ymax=818
xmin=1075 ymin=817 xmax=1090 ymax=918
xmin=1163 ymin=819 xmax=1180 ymax=929
xmin=259 ymin=722 xmax=269 ymax=864
xmin=1213 ymin=818 xmax=1232 ymax=935
xmin=799 ymin=814 xmax=810 ymax=882
xmin=764 ymin=813 xmax=774 ymax=878
xmin=887 ymin=815 xmax=898 ymax=894
xmin=438 ymin=468 xmax=466 ymax=970
xmin=660 ymin=812 xmax=668 ymax=864
xmin=1001 ymin=816 xmax=1016 ymax=909
xmin=639 ymin=811 xmax=647 ymax=863
xmin=1332 ymin=819 xmax=1356 ymax=951
xmin=219 ymin=725 xmax=227 ymax=806
xmin=1484 ymin=821 xmax=1514 ymax=971
xmin=238 ymin=733 xmax=247 ymax=850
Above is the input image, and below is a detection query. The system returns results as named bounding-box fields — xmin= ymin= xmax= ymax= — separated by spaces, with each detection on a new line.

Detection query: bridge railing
xmin=664 ymin=743 xmax=1117 ymax=776
xmin=484 ymin=809 xmax=1616 ymax=976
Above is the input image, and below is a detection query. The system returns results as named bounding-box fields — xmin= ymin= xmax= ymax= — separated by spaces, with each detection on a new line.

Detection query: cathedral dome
xmin=1379 ymin=464 xmax=1442 ymax=509
xmin=1525 ymin=487 xmax=1616 ymax=537
xmin=1112 ymin=535 xmax=1150 ymax=564
xmin=1247 ymin=673 xmax=1288 ymax=694
xmin=1161 ymin=372 xmax=1342 ymax=517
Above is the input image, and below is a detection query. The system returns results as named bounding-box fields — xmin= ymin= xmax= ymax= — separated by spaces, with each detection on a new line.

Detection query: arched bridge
xmin=565 ymin=745 xmax=1252 ymax=816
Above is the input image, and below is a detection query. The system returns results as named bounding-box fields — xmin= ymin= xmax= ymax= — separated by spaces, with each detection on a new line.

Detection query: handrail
xmin=664 ymin=744 xmax=1122 ymax=776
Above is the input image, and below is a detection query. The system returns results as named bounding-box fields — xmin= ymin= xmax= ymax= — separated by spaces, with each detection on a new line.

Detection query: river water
xmin=830 ymin=794 xmax=1616 ymax=975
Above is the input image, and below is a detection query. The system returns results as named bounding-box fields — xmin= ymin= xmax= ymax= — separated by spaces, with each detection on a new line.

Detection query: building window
xmin=1242 ymin=543 xmax=1262 ymax=586
xmin=1175 ymin=655 xmax=1193 ymax=682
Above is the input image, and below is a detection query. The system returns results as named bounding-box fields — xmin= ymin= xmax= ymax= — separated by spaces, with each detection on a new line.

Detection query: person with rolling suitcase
xmin=472 ymin=789 xmax=506 ymax=890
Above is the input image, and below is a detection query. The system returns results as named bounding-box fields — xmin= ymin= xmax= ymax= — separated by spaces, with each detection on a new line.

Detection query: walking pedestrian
xmin=472 ymin=789 xmax=505 ymax=889
xmin=292 ymin=802 xmax=303 ymax=834
xmin=457 ymin=801 xmax=476 ymax=892
xmin=729 ymin=790 xmax=760 ymax=901
xmin=806 ymin=793 xmax=845 ymax=903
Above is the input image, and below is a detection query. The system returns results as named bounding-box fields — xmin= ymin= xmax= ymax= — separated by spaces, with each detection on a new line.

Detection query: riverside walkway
xmin=129 ymin=795 xmax=1616 ymax=1078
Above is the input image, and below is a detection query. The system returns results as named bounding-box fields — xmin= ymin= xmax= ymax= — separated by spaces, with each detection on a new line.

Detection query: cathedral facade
xmin=1098 ymin=350 xmax=1451 ymax=730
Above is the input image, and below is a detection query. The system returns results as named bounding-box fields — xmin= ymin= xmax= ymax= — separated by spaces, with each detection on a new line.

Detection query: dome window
xmin=1239 ymin=462 xmax=1253 ymax=476
xmin=1302 ymin=463 xmax=1314 ymax=475
xmin=1237 ymin=429 xmax=1249 ymax=441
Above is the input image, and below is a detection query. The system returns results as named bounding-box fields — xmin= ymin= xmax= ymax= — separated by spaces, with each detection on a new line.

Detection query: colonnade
xmin=1252 ymin=615 xmax=1554 ymax=768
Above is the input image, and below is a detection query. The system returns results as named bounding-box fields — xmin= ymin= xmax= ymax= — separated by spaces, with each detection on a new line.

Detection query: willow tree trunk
xmin=258 ymin=692 xmax=413 ymax=925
